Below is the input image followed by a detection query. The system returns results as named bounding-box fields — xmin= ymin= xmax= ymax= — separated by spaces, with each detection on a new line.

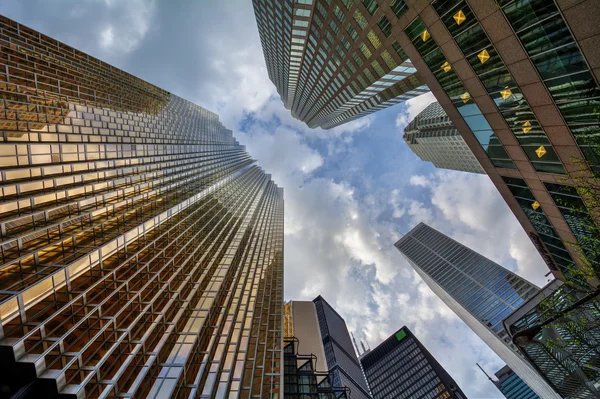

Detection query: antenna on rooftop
xmin=351 ymin=332 xmax=361 ymax=356
xmin=476 ymin=363 xmax=494 ymax=383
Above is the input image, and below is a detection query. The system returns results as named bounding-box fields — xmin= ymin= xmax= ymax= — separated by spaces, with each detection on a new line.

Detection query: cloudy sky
xmin=1 ymin=1 xmax=554 ymax=397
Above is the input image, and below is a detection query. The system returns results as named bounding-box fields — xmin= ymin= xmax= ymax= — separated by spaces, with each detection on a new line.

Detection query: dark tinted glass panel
xmin=530 ymin=161 xmax=566 ymax=174
xmin=469 ymin=46 xmax=505 ymax=76
xmin=557 ymin=100 xmax=600 ymax=126
xmin=440 ymin=3 xmax=477 ymax=37
xmin=546 ymin=72 xmax=600 ymax=104
xmin=503 ymin=0 xmax=559 ymax=32
xmin=491 ymin=159 xmax=516 ymax=169
xmin=455 ymin=24 xmax=489 ymax=58
xmin=532 ymin=43 xmax=587 ymax=80
xmin=480 ymin=68 xmax=514 ymax=93
xmin=390 ymin=0 xmax=408 ymax=18
xmin=518 ymin=17 xmax=573 ymax=57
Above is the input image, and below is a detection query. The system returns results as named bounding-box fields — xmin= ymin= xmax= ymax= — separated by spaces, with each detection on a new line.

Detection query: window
xmin=386 ymin=0 xmax=406 ymax=18
xmin=362 ymin=0 xmax=379 ymax=15
xmin=378 ymin=15 xmax=392 ymax=37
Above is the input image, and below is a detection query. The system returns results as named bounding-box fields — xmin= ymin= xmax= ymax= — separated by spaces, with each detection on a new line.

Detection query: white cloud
xmin=97 ymin=0 xmax=155 ymax=54
xmin=395 ymin=91 xmax=436 ymax=129
xmin=409 ymin=174 xmax=429 ymax=187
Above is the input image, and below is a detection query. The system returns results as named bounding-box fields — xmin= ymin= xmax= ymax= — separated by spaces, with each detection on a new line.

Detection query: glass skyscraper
xmin=493 ymin=365 xmax=539 ymax=399
xmin=396 ymin=0 xmax=599 ymax=285
xmin=283 ymin=301 xmax=350 ymax=398
xmin=313 ymin=296 xmax=372 ymax=399
xmin=252 ymin=0 xmax=429 ymax=129
xmin=360 ymin=326 xmax=466 ymax=399
xmin=404 ymin=101 xmax=485 ymax=174
xmin=0 ymin=15 xmax=284 ymax=399
xmin=395 ymin=223 xmax=560 ymax=399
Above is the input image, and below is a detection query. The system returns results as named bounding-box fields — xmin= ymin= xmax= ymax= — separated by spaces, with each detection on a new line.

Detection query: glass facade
xmin=404 ymin=17 xmax=516 ymax=169
xmin=544 ymin=183 xmax=600 ymax=270
xmin=498 ymin=0 xmax=600 ymax=172
xmin=398 ymin=0 xmax=600 ymax=286
xmin=252 ymin=0 xmax=429 ymax=129
xmin=0 ymin=16 xmax=284 ymax=399
xmin=284 ymin=338 xmax=350 ymax=399
xmin=430 ymin=0 xmax=567 ymax=174
xmin=395 ymin=223 xmax=561 ymax=398
xmin=494 ymin=365 xmax=540 ymax=399
xmin=313 ymin=296 xmax=372 ymax=399
xmin=504 ymin=283 xmax=600 ymax=398
xmin=360 ymin=326 xmax=466 ymax=399
xmin=404 ymin=101 xmax=485 ymax=174
xmin=502 ymin=177 xmax=579 ymax=277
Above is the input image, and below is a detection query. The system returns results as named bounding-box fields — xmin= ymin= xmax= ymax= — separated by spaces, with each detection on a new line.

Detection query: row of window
xmin=405 ymin=18 xmax=516 ymax=169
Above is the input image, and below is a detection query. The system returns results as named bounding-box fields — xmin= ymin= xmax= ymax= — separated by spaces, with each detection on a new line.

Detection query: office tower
xmin=393 ymin=0 xmax=600 ymax=284
xmin=493 ymin=365 xmax=539 ymax=399
xmin=283 ymin=338 xmax=350 ymax=398
xmin=404 ymin=101 xmax=484 ymax=174
xmin=395 ymin=223 xmax=560 ymax=398
xmin=0 ymin=15 xmax=284 ymax=399
xmin=252 ymin=0 xmax=430 ymax=129
xmin=283 ymin=301 xmax=350 ymax=397
xmin=504 ymin=280 xmax=600 ymax=398
xmin=283 ymin=301 xmax=329 ymax=373
xmin=313 ymin=296 xmax=372 ymax=399
xmin=360 ymin=326 xmax=466 ymax=399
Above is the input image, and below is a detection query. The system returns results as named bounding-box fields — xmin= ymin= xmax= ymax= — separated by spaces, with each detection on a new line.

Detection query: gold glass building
xmin=0 ymin=15 xmax=284 ymax=399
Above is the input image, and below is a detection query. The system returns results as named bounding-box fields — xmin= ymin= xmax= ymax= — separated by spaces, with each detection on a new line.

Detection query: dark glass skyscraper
xmin=0 ymin=15 xmax=284 ymax=398
xmin=313 ymin=296 xmax=372 ymax=399
xmin=252 ymin=0 xmax=429 ymax=129
xmin=360 ymin=326 xmax=466 ymax=399
xmin=283 ymin=337 xmax=350 ymax=399
xmin=395 ymin=223 xmax=560 ymax=398
xmin=494 ymin=365 xmax=539 ymax=399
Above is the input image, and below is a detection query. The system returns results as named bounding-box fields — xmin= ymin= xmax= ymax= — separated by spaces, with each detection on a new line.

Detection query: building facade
xmin=360 ymin=326 xmax=466 ymax=399
xmin=494 ymin=365 xmax=540 ymax=399
xmin=394 ymin=0 xmax=600 ymax=284
xmin=0 ymin=15 xmax=284 ymax=399
xmin=284 ymin=301 xmax=329 ymax=374
xmin=284 ymin=337 xmax=350 ymax=399
xmin=252 ymin=0 xmax=430 ymax=129
xmin=504 ymin=280 xmax=600 ymax=398
xmin=395 ymin=223 xmax=560 ymax=398
xmin=313 ymin=296 xmax=372 ymax=399
xmin=404 ymin=101 xmax=485 ymax=174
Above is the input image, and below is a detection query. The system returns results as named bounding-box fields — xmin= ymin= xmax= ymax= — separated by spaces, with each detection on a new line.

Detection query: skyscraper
xmin=283 ymin=337 xmax=350 ymax=399
xmin=284 ymin=301 xmax=329 ymax=373
xmin=252 ymin=0 xmax=429 ymax=129
xmin=493 ymin=365 xmax=540 ymax=399
xmin=0 ymin=15 xmax=284 ymax=399
xmin=393 ymin=0 xmax=600 ymax=284
xmin=395 ymin=223 xmax=560 ymax=398
xmin=313 ymin=296 xmax=372 ymax=399
xmin=404 ymin=101 xmax=484 ymax=174
xmin=283 ymin=301 xmax=350 ymax=397
xmin=360 ymin=326 xmax=466 ymax=399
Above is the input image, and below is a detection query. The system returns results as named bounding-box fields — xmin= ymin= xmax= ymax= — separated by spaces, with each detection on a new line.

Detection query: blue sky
xmin=0 ymin=1 xmax=554 ymax=397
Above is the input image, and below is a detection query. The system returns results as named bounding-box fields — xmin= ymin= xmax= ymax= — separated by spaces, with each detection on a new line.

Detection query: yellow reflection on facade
xmin=477 ymin=49 xmax=490 ymax=64
xmin=453 ymin=10 xmax=466 ymax=25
